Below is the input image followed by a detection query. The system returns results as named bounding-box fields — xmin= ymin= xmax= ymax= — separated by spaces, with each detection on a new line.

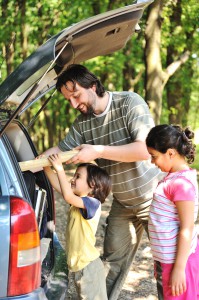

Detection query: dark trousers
xmin=103 ymin=198 xmax=151 ymax=300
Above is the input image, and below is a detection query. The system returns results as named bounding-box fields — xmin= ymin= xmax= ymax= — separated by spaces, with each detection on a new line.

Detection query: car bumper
xmin=0 ymin=287 xmax=47 ymax=300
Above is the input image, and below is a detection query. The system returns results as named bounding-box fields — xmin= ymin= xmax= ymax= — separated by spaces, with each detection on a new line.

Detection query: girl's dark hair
xmin=77 ymin=163 xmax=111 ymax=203
xmin=56 ymin=64 xmax=105 ymax=97
xmin=146 ymin=124 xmax=196 ymax=164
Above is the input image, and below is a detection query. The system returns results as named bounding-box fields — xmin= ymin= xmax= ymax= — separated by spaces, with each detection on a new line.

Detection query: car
xmin=0 ymin=1 xmax=152 ymax=299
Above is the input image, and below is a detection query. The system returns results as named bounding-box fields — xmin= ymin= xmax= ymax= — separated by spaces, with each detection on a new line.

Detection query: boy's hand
xmin=48 ymin=154 xmax=64 ymax=172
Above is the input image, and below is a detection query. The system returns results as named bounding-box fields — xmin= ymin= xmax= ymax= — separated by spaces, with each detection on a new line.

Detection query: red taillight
xmin=8 ymin=197 xmax=41 ymax=296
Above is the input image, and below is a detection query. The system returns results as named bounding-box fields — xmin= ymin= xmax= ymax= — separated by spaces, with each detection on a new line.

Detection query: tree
xmin=165 ymin=0 xmax=199 ymax=126
xmin=144 ymin=0 xmax=196 ymax=124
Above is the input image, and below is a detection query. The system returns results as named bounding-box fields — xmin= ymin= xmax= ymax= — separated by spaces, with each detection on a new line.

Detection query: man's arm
xmin=42 ymin=146 xmax=62 ymax=156
xmin=65 ymin=141 xmax=150 ymax=165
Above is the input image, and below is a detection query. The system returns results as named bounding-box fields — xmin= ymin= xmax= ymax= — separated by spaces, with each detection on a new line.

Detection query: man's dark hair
xmin=56 ymin=64 xmax=105 ymax=97
xmin=77 ymin=163 xmax=111 ymax=203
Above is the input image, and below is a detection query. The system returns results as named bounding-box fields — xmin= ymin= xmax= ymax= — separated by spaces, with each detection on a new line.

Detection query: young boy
xmin=44 ymin=154 xmax=111 ymax=299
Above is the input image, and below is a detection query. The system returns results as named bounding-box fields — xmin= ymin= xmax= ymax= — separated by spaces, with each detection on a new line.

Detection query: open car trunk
xmin=3 ymin=120 xmax=68 ymax=294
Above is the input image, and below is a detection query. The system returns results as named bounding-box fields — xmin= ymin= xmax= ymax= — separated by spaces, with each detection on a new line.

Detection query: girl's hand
xmin=48 ymin=154 xmax=64 ymax=172
xmin=169 ymin=267 xmax=186 ymax=296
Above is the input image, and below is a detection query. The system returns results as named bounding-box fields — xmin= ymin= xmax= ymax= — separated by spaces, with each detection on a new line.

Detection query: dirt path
xmin=55 ymin=191 xmax=158 ymax=300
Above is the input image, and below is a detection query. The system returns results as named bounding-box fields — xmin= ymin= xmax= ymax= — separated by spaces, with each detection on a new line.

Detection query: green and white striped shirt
xmin=59 ymin=91 xmax=161 ymax=207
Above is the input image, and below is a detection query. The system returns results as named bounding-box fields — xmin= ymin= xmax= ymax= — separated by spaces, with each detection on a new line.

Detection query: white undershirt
xmin=93 ymin=92 xmax=112 ymax=118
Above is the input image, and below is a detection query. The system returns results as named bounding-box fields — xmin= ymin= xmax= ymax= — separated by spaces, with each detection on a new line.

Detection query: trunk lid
xmin=0 ymin=0 xmax=152 ymax=136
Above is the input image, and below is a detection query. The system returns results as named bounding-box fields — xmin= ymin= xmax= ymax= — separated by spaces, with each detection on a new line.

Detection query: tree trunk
xmin=144 ymin=0 xmax=191 ymax=125
xmin=123 ymin=39 xmax=137 ymax=91
xmin=144 ymin=0 xmax=164 ymax=124
xmin=1 ymin=1 xmax=17 ymax=75
xmin=167 ymin=80 xmax=183 ymax=125
xmin=19 ymin=0 xmax=28 ymax=60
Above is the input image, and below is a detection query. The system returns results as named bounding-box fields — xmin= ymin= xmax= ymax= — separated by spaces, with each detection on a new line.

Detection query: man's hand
xmin=65 ymin=144 xmax=104 ymax=164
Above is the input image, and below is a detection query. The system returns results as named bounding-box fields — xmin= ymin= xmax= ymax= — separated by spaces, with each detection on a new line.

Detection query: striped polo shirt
xmin=149 ymin=169 xmax=198 ymax=263
xmin=59 ymin=91 xmax=161 ymax=207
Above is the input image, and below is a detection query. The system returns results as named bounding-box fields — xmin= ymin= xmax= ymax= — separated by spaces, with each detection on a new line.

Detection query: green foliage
xmin=0 ymin=0 xmax=198 ymax=152
xmin=159 ymin=0 xmax=199 ymax=126
xmin=192 ymin=144 xmax=199 ymax=171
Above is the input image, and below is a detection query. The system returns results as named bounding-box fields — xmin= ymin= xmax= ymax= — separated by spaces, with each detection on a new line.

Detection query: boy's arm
xmin=43 ymin=166 xmax=62 ymax=194
xmin=45 ymin=154 xmax=85 ymax=209
xmin=55 ymin=168 xmax=84 ymax=208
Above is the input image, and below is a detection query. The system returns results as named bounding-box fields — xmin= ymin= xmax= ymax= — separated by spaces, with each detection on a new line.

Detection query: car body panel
xmin=0 ymin=138 xmax=24 ymax=197
xmin=0 ymin=196 xmax=10 ymax=297
xmin=0 ymin=123 xmax=68 ymax=299
xmin=0 ymin=288 xmax=47 ymax=300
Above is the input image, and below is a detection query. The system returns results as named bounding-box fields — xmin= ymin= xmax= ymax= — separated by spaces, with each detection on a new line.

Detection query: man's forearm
xmin=43 ymin=146 xmax=61 ymax=156
xmin=74 ymin=141 xmax=150 ymax=164
xmin=98 ymin=141 xmax=150 ymax=162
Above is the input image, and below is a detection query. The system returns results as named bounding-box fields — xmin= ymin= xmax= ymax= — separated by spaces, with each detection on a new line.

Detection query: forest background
xmin=0 ymin=0 xmax=199 ymax=167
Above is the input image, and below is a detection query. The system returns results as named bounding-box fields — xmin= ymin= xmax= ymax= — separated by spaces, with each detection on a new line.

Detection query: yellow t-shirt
xmin=65 ymin=196 xmax=101 ymax=272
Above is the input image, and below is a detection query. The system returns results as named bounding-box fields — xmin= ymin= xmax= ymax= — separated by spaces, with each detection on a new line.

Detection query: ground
xmin=55 ymin=190 xmax=158 ymax=300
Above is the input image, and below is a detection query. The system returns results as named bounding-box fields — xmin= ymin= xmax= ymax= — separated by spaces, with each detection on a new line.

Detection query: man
xmin=44 ymin=64 xmax=162 ymax=299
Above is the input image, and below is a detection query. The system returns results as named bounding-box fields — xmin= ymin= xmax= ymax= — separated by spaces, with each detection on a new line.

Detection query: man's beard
xmin=79 ymin=91 xmax=97 ymax=115
xmin=78 ymin=104 xmax=94 ymax=115
xmin=85 ymin=105 xmax=95 ymax=115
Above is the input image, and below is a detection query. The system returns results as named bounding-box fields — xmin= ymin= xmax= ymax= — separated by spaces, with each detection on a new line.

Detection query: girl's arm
xmin=170 ymin=200 xmax=195 ymax=297
xmin=45 ymin=154 xmax=85 ymax=209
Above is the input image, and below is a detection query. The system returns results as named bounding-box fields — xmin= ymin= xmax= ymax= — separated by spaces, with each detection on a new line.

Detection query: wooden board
xmin=19 ymin=150 xmax=79 ymax=172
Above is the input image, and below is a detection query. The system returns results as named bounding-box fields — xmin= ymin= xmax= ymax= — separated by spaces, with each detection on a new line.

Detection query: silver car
xmin=0 ymin=1 xmax=152 ymax=299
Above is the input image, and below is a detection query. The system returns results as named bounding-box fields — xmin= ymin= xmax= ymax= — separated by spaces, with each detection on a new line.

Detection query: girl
xmin=146 ymin=124 xmax=199 ymax=300
xmin=44 ymin=154 xmax=111 ymax=300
